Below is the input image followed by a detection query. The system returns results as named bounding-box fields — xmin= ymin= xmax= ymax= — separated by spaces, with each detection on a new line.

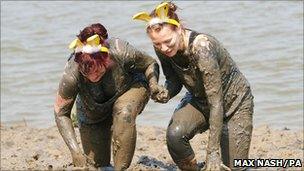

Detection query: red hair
xmin=75 ymin=52 xmax=112 ymax=76
xmin=74 ymin=23 xmax=112 ymax=76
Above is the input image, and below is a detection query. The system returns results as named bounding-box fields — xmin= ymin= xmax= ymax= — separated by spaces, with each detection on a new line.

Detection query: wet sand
xmin=1 ymin=123 xmax=303 ymax=170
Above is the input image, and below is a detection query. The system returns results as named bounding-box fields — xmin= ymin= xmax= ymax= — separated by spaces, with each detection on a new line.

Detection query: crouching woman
xmin=54 ymin=23 xmax=159 ymax=170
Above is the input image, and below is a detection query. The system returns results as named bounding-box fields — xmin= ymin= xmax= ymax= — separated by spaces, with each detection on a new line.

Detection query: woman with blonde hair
xmin=133 ymin=2 xmax=254 ymax=171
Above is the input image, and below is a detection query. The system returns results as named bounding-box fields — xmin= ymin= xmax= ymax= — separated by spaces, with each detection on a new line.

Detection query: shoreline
xmin=1 ymin=123 xmax=303 ymax=170
xmin=2 ymin=119 xmax=303 ymax=131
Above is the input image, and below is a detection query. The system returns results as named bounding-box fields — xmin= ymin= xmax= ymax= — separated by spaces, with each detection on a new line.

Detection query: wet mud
xmin=1 ymin=123 xmax=303 ymax=170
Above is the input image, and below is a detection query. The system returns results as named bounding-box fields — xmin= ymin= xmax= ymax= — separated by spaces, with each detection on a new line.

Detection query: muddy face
xmin=148 ymin=25 xmax=182 ymax=57
xmin=80 ymin=64 xmax=106 ymax=82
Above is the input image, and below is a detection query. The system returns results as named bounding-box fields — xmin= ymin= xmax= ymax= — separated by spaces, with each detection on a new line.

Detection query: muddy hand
xmin=150 ymin=85 xmax=169 ymax=103
xmin=150 ymin=84 xmax=163 ymax=98
xmin=201 ymin=162 xmax=231 ymax=171
xmin=72 ymin=151 xmax=95 ymax=167
xmin=220 ymin=163 xmax=231 ymax=171
xmin=202 ymin=165 xmax=231 ymax=171
xmin=156 ymin=88 xmax=170 ymax=103
xmin=202 ymin=151 xmax=231 ymax=171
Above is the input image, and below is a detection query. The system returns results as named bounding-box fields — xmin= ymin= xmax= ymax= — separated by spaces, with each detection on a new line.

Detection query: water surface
xmin=1 ymin=1 xmax=303 ymax=130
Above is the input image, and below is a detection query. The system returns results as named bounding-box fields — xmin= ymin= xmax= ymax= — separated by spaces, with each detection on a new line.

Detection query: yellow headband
xmin=132 ymin=2 xmax=180 ymax=27
xmin=68 ymin=34 xmax=109 ymax=54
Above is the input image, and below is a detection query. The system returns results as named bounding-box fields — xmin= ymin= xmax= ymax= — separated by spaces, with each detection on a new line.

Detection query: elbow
xmin=54 ymin=104 xmax=71 ymax=121
xmin=209 ymin=102 xmax=222 ymax=111
xmin=54 ymin=111 xmax=70 ymax=128
xmin=151 ymin=62 xmax=159 ymax=74
xmin=54 ymin=103 xmax=60 ymax=115
xmin=54 ymin=108 xmax=63 ymax=122
xmin=145 ymin=63 xmax=160 ymax=81
xmin=208 ymin=99 xmax=224 ymax=117
xmin=208 ymin=95 xmax=223 ymax=109
xmin=54 ymin=92 xmax=74 ymax=118
xmin=211 ymin=105 xmax=223 ymax=114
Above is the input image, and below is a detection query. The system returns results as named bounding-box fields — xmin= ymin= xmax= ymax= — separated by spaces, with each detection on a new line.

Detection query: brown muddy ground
xmin=1 ymin=123 xmax=303 ymax=170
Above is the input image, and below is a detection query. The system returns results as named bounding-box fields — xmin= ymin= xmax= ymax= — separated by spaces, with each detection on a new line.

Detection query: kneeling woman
xmin=133 ymin=2 xmax=254 ymax=171
xmin=54 ymin=23 xmax=159 ymax=170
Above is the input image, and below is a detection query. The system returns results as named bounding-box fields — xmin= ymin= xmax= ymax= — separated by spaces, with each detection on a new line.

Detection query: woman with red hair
xmin=54 ymin=23 xmax=160 ymax=170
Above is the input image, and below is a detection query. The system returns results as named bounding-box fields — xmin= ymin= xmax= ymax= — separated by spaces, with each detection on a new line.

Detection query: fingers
xmin=72 ymin=166 xmax=90 ymax=170
xmin=154 ymin=93 xmax=169 ymax=103
xmin=220 ymin=164 xmax=231 ymax=171
xmin=150 ymin=85 xmax=169 ymax=103
xmin=150 ymin=86 xmax=161 ymax=100
xmin=201 ymin=163 xmax=230 ymax=171
xmin=73 ymin=153 xmax=95 ymax=168
xmin=85 ymin=155 xmax=95 ymax=166
xmin=201 ymin=164 xmax=206 ymax=171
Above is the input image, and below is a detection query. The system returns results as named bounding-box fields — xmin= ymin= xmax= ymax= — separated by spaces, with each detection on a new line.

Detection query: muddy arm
xmin=122 ymin=40 xmax=160 ymax=87
xmin=54 ymin=98 xmax=80 ymax=154
xmin=145 ymin=62 xmax=160 ymax=88
xmin=195 ymin=44 xmax=223 ymax=161
xmin=54 ymin=61 xmax=81 ymax=154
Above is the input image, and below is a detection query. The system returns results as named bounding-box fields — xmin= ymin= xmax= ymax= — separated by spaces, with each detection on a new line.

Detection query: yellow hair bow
xmin=68 ymin=34 xmax=109 ymax=53
xmin=132 ymin=2 xmax=180 ymax=27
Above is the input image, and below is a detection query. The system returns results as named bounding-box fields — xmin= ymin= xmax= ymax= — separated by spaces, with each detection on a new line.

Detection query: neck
xmin=179 ymin=28 xmax=190 ymax=51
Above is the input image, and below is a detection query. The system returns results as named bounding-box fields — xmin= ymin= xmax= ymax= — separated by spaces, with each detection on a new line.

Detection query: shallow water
xmin=1 ymin=1 xmax=303 ymax=130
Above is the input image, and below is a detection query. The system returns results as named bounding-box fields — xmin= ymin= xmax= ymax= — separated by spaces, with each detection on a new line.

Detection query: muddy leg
xmin=221 ymin=96 xmax=253 ymax=171
xmin=112 ymin=83 xmax=149 ymax=170
xmin=166 ymin=102 xmax=209 ymax=171
xmin=78 ymin=116 xmax=112 ymax=167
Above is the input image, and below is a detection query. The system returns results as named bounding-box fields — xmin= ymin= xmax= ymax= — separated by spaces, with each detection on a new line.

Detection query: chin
xmin=89 ymin=78 xmax=99 ymax=82
xmin=166 ymin=51 xmax=177 ymax=57
xmin=90 ymin=79 xmax=100 ymax=82
xmin=89 ymin=76 xmax=102 ymax=82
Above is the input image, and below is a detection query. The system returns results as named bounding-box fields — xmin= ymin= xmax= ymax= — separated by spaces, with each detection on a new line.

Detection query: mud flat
xmin=1 ymin=123 xmax=303 ymax=170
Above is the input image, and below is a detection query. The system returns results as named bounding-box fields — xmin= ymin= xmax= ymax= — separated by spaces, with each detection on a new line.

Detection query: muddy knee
xmin=112 ymin=107 xmax=137 ymax=170
xmin=167 ymin=123 xmax=185 ymax=147
xmin=166 ymin=121 xmax=194 ymax=162
xmin=112 ymin=107 xmax=136 ymax=156
xmin=167 ymin=123 xmax=199 ymax=170
xmin=113 ymin=104 xmax=136 ymax=124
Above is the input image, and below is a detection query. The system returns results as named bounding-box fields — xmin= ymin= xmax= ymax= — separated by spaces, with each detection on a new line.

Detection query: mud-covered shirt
xmin=156 ymin=30 xmax=253 ymax=118
xmin=57 ymin=38 xmax=157 ymax=122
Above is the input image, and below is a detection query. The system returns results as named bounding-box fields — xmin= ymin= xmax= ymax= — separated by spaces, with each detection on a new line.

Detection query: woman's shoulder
xmin=64 ymin=54 xmax=80 ymax=80
xmin=107 ymin=37 xmax=149 ymax=63
xmin=187 ymin=30 xmax=225 ymax=64
xmin=107 ymin=37 xmax=131 ymax=64
xmin=107 ymin=37 xmax=130 ymax=52
xmin=190 ymin=31 xmax=219 ymax=52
